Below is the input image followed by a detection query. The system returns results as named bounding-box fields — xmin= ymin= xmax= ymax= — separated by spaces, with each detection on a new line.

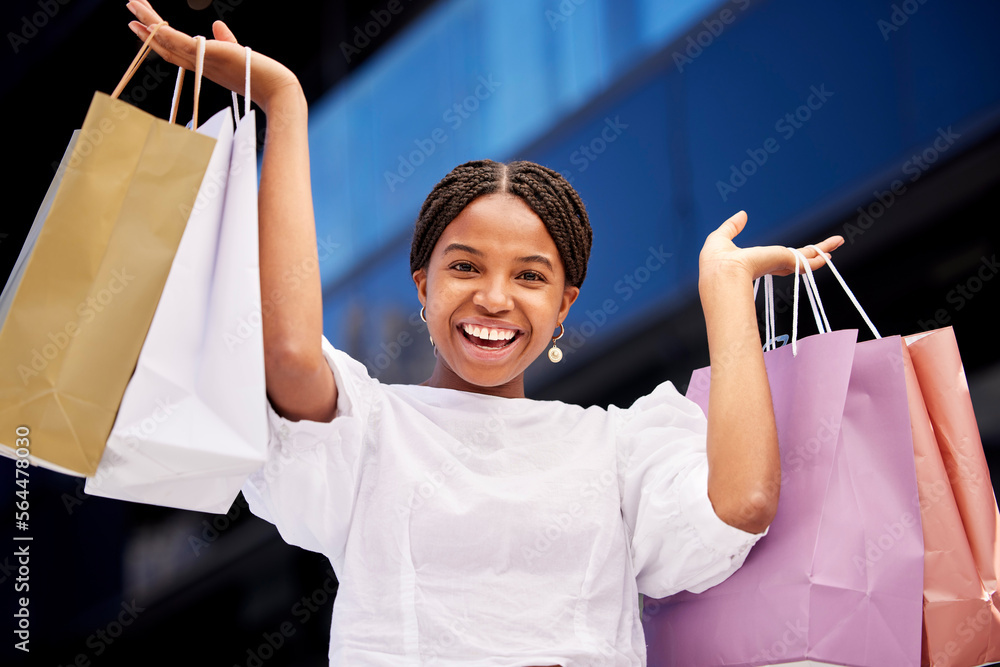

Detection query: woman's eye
xmin=520 ymin=271 xmax=543 ymax=281
xmin=451 ymin=262 xmax=474 ymax=272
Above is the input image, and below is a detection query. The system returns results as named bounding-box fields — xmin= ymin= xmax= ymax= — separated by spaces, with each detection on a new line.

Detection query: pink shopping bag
xmin=643 ymin=262 xmax=924 ymax=666
xmin=902 ymin=328 xmax=1000 ymax=666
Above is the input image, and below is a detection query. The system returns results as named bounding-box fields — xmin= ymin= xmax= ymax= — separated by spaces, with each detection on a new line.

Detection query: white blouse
xmin=242 ymin=335 xmax=765 ymax=666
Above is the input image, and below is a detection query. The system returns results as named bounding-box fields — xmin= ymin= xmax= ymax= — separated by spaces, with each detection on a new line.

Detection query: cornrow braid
xmin=409 ymin=159 xmax=593 ymax=288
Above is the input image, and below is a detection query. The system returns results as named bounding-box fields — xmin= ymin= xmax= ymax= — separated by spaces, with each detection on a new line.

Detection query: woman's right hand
xmin=127 ymin=2 xmax=336 ymax=423
xmin=125 ymin=0 xmax=301 ymax=113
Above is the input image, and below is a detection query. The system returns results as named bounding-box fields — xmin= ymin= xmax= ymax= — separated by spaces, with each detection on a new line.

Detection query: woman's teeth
xmin=461 ymin=324 xmax=518 ymax=348
xmin=462 ymin=324 xmax=516 ymax=341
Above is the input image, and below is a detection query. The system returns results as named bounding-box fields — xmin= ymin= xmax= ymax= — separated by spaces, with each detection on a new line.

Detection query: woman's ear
xmin=412 ymin=267 xmax=428 ymax=305
xmin=558 ymin=285 xmax=580 ymax=323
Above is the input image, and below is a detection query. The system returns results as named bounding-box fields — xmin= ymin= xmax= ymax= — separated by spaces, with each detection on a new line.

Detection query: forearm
xmin=258 ymin=86 xmax=336 ymax=421
xmin=699 ymin=264 xmax=780 ymax=534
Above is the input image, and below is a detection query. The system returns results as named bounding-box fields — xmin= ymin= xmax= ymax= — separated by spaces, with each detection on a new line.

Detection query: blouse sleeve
xmin=614 ymin=380 xmax=766 ymax=599
xmin=241 ymin=335 xmax=377 ymax=560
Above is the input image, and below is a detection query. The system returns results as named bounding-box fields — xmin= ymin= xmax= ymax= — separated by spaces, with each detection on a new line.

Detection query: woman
xmin=125 ymin=2 xmax=843 ymax=664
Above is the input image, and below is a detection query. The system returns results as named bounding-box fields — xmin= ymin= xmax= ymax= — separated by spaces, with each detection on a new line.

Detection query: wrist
xmin=258 ymin=78 xmax=306 ymax=116
xmin=698 ymin=260 xmax=754 ymax=297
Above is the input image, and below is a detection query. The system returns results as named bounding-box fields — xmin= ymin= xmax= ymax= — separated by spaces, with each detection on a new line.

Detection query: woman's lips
xmin=456 ymin=326 xmax=523 ymax=360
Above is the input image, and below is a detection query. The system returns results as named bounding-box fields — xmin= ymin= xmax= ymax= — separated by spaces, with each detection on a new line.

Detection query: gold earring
xmin=420 ymin=305 xmax=433 ymax=346
xmin=548 ymin=323 xmax=564 ymax=363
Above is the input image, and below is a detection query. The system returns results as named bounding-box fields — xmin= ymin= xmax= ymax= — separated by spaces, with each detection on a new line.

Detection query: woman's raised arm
xmin=126 ymin=1 xmax=338 ymax=422
xmin=697 ymin=211 xmax=842 ymax=534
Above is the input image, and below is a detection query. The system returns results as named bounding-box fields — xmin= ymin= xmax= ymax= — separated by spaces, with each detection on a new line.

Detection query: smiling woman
xmin=123 ymin=1 xmax=842 ymax=664
xmin=410 ymin=161 xmax=588 ymax=397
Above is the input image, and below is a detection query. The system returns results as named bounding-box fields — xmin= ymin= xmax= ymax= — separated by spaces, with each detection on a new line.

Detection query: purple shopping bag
xmin=642 ymin=329 xmax=924 ymax=667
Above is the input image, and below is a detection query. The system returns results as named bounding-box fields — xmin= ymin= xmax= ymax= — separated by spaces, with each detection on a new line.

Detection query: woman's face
xmin=412 ymin=193 xmax=580 ymax=397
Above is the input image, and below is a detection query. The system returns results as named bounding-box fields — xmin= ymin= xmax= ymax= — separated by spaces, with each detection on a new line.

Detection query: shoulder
xmin=611 ymin=379 xmax=707 ymax=434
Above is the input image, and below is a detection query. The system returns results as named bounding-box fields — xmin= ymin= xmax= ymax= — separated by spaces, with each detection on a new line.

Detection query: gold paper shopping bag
xmin=0 ymin=23 xmax=216 ymax=475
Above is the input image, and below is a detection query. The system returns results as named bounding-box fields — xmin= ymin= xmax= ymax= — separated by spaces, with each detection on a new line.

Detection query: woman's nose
xmin=472 ymin=276 xmax=513 ymax=312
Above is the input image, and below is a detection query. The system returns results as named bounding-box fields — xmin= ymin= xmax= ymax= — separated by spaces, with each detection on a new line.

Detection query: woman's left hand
xmin=699 ymin=210 xmax=844 ymax=283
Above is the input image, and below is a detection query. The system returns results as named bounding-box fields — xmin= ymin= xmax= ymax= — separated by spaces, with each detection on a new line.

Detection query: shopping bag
xmin=0 ymin=131 xmax=79 ymax=327
xmin=0 ymin=23 xmax=216 ymax=475
xmin=642 ymin=257 xmax=924 ymax=667
xmin=86 ymin=47 xmax=268 ymax=514
xmin=801 ymin=251 xmax=1000 ymax=665
xmin=901 ymin=328 xmax=1000 ymax=666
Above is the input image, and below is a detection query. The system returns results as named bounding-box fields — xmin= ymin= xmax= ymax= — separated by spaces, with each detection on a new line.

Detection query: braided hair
xmin=409 ymin=159 xmax=593 ymax=288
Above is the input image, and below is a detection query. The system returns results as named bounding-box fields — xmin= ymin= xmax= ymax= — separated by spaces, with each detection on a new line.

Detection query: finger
xmin=126 ymin=1 xmax=200 ymax=64
xmin=127 ymin=21 xmax=197 ymax=70
xmin=714 ymin=210 xmax=748 ymax=241
xmin=126 ymin=0 xmax=164 ymax=28
xmin=212 ymin=20 xmax=239 ymax=44
xmin=802 ymin=235 xmax=844 ymax=255
xmin=799 ymin=236 xmax=844 ymax=265
xmin=791 ymin=235 xmax=845 ymax=273
xmin=747 ymin=244 xmax=802 ymax=278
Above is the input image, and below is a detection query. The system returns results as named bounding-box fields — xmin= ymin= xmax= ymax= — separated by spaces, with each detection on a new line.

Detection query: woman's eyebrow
xmin=443 ymin=243 xmax=553 ymax=270
xmin=443 ymin=243 xmax=484 ymax=257
xmin=517 ymin=254 xmax=554 ymax=270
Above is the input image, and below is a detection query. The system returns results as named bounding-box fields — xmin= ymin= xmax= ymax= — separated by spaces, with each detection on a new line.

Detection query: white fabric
xmin=242 ymin=335 xmax=765 ymax=666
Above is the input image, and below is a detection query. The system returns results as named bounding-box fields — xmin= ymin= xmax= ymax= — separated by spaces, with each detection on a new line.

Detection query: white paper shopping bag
xmin=86 ymin=47 xmax=267 ymax=513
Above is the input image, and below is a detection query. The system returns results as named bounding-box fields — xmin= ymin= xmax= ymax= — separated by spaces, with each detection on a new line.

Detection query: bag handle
xmin=168 ymin=67 xmax=184 ymax=124
xmin=230 ymin=46 xmax=253 ymax=124
xmin=112 ymin=23 xmax=207 ymax=130
xmin=787 ymin=247 xmax=831 ymax=356
xmin=753 ymin=248 xmax=828 ymax=356
xmin=167 ymin=36 xmax=206 ymax=129
xmin=807 ymin=244 xmax=882 ymax=340
xmin=111 ymin=20 xmax=167 ymax=100
xmin=755 ymin=245 xmax=882 ymax=356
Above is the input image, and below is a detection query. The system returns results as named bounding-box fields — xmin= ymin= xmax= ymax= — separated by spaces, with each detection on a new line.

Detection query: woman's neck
xmin=420 ymin=360 xmax=526 ymax=398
